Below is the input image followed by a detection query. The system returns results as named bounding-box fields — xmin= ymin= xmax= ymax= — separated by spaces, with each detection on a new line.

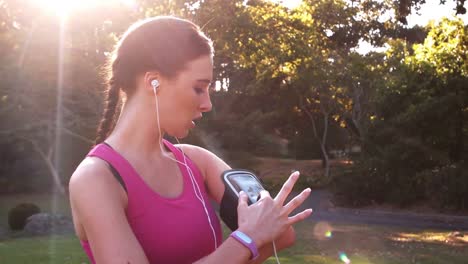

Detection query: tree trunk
xmin=321 ymin=112 xmax=330 ymax=177
xmin=302 ymin=107 xmax=331 ymax=178
xmin=450 ymin=82 xmax=464 ymax=162
xmin=23 ymin=137 xmax=66 ymax=195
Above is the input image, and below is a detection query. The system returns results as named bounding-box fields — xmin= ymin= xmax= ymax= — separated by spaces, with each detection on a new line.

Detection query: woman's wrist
xmin=230 ymin=230 xmax=260 ymax=260
xmin=237 ymin=226 xmax=267 ymax=247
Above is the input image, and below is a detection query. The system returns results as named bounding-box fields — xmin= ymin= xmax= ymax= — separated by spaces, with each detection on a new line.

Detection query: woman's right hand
xmin=236 ymin=171 xmax=313 ymax=247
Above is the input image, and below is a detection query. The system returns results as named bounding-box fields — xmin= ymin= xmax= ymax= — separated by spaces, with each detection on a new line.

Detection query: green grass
xmin=0 ymin=235 xmax=88 ymax=264
xmin=263 ymin=222 xmax=468 ymax=264
xmin=1 ymin=193 xmax=467 ymax=264
xmin=0 ymin=222 xmax=466 ymax=264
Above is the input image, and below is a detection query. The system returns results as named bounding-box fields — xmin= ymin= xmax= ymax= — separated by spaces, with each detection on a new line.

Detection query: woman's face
xmin=158 ymin=55 xmax=213 ymax=138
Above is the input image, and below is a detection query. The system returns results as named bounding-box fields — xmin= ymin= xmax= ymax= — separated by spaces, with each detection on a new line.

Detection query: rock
xmin=22 ymin=213 xmax=74 ymax=236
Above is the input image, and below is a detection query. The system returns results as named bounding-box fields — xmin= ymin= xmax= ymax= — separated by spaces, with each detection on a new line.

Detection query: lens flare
xmin=339 ymin=252 xmax=351 ymax=263
xmin=313 ymin=221 xmax=333 ymax=240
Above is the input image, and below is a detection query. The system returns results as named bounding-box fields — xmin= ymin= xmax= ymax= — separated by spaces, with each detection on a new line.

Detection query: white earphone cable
xmin=153 ymin=83 xmax=280 ymax=263
xmin=153 ymin=85 xmax=218 ymax=249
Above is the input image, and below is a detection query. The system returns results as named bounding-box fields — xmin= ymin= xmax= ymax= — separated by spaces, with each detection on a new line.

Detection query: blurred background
xmin=0 ymin=0 xmax=467 ymax=263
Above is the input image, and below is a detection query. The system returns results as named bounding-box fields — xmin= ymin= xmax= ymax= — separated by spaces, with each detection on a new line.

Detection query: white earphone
xmin=150 ymin=77 xmax=280 ymax=263
xmin=151 ymin=80 xmax=218 ymax=250
xmin=151 ymin=79 xmax=160 ymax=92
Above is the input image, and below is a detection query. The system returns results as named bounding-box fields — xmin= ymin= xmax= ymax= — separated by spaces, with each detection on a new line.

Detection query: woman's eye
xmin=194 ymin=87 xmax=204 ymax=94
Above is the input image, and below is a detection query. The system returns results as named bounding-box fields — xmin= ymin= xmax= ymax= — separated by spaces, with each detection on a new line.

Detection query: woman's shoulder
xmin=69 ymin=157 xmax=127 ymax=205
xmin=176 ymin=143 xmax=211 ymax=157
xmin=175 ymin=144 xmax=231 ymax=203
xmin=70 ymin=157 xmax=111 ymax=186
xmin=175 ymin=144 xmax=225 ymax=168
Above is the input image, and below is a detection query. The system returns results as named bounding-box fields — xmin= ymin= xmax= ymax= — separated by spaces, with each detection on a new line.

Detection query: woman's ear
xmin=144 ymin=72 xmax=161 ymax=93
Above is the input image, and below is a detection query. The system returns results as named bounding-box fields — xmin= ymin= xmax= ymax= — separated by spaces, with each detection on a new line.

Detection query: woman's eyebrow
xmin=196 ymin=79 xmax=212 ymax=84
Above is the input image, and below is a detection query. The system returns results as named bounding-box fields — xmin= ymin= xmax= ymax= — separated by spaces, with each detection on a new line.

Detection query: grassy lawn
xmin=262 ymin=222 xmax=468 ymax=264
xmin=0 ymin=235 xmax=88 ymax=264
xmin=1 ymin=191 xmax=467 ymax=264
xmin=0 ymin=220 xmax=467 ymax=264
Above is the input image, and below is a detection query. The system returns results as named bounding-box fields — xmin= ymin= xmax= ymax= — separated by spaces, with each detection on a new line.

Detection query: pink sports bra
xmin=80 ymin=140 xmax=222 ymax=263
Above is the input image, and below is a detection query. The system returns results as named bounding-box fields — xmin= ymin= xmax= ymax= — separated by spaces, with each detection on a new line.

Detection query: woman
xmin=69 ymin=16 xmax=313 ymax=264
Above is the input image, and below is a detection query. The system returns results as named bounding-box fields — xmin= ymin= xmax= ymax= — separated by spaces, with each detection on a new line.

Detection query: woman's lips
xmin=191 ymin=115 xmax=202 ymax=128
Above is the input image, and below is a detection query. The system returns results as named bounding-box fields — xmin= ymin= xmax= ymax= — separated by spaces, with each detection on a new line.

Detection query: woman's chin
xmin=169 ymin=130 xmax=190 ymax=139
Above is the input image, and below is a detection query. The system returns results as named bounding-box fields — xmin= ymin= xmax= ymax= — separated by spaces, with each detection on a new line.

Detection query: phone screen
xmin=228 ymin=173 xmax=264 ymax=203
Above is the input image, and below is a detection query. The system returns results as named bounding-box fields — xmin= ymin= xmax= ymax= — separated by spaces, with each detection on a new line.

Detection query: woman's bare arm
xmin=69 ymin=158 xmax=150 ymax=264
xmin=179 ymin=145 xmax=303 ymax=262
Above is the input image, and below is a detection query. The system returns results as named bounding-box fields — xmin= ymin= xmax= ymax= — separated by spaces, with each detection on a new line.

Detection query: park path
xmin=293 ymin=189 xmax=468 ymax=230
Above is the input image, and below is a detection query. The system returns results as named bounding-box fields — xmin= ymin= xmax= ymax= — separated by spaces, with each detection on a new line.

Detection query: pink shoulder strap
xmin=162 ymin=139 xmax=184 ymax=160
xmin=162 ymin=140 xmax=206 ymax=189
xmin=86 ymin=143 xmax=141 ymax=192
xmin=87 ymin=144 xmax=134 ymax=176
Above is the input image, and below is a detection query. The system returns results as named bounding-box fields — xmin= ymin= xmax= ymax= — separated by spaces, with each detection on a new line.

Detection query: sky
xmin=271 ymin=0 xmax=467 ymax=53
xmin=272 ymin=0 xmax=467 ymax=26
xmin=406 ymin=0 xmax=468 ymax=26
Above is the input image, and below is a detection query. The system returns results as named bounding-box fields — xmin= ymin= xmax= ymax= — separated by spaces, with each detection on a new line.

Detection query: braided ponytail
xmin=94 ymin=77 xmax=120 ymax=145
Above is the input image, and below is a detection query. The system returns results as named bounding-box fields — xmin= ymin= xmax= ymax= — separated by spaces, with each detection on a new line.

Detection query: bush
xmin=331 ymin=162 xmax=388 ymax=207
xmin=422 ymin=162 xmax=468 ymax=210
xmin=332 ymin=148 xmax=468 ymax=211
xmin=261 ymin=172 xmax=320 ymax=196
xmin=8 ymin=203 xmax=41 ymax=230
xmin=331 ymin=145 xmax=430 ymax=208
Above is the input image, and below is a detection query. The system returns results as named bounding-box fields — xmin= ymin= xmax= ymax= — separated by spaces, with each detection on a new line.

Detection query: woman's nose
xmin=200 ymin=93 xmax=212 ymax=112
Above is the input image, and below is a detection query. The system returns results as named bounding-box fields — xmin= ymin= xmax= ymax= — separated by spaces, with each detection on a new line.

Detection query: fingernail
xmin=307 ymin=208 xmax=313 ymax=214
xmin=292 ymin=171 xmax=300 ymax=179
xmin=305 ymin=188 xmax=311 ymax=193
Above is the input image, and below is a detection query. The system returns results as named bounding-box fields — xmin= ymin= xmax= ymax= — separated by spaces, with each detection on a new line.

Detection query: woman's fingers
xmin=283 ymin=188 xmax=311 ymax=214
xmin=274 ymin=171 xmax=300 ymax=205
xmin=288 ymin=208 xmax=313 ymax=225
xmin=237 ymin=191 xmax=249 ymax=209
xmin=259 ymin=190 xmax=271 ymax=200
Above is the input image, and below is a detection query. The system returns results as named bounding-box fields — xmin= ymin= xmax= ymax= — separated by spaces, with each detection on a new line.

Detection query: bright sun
xmin=30 ymin=0 xmax=136 ymax=19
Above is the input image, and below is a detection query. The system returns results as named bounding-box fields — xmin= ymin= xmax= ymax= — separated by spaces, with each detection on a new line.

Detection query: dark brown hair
xmin=94 ymin=16 xmax=214 ymax=144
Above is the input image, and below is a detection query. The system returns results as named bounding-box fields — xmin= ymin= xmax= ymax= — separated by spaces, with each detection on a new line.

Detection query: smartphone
xmin=220 ymin=169 xmax=265 ymax=231
xmin=223 ymin=170 xmax=265 ymax=204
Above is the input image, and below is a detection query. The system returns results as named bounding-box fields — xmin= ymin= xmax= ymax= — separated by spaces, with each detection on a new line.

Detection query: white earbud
xmin=151 ymin=79 xmax=160 ymax=92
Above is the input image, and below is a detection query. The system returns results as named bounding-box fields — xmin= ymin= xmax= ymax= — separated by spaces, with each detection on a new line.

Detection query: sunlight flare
xmin=29 ymin=0 xmax=137 ymax=18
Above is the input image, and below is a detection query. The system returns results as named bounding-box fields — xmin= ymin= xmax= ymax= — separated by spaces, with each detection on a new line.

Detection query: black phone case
xmin=219 ymin=169 xmax=264 ymax=231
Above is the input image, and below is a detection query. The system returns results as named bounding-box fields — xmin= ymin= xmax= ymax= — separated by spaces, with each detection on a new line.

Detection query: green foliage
xmin=8 ymin=203 xmax=41 ymax=230
xmin=192 ymin=93 xmax=289 ymax=158
xmin=334 ymin=18 xmax=468 ymax=210
xmin=422 ymin=162 xmax=468 ymax=210
xmin=0 ymin=0 xmax=466 ymax=211
xmin=332 ymin=141 xmax=432 ymax=207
